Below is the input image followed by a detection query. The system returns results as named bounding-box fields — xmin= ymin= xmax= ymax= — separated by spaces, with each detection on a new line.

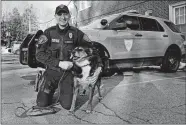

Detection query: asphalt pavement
xmin=2 ymin=68 xmax=186 ymax=124
xmin=1 ymin=46 xmax=186 ymax=124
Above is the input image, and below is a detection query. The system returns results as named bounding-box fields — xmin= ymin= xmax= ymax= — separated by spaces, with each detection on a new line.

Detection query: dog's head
xmin=71 ymin=46 xmax=101 ymax=78
xmin=70 ymin=46 xmax=93 ymax=62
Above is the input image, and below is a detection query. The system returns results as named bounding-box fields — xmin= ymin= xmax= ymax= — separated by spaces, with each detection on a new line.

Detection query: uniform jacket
xmin=36 ymin=24 xmax=102 ymax=71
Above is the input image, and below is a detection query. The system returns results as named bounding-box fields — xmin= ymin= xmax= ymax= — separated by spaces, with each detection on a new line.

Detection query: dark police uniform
xmin=35 ymin=24 xmax=98 ymax=109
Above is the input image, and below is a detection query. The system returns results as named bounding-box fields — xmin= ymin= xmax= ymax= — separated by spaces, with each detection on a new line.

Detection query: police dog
xmin=69 ymin=46 xmax=102 ymax=113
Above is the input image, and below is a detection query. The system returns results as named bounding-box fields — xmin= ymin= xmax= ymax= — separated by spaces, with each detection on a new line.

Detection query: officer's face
xmin=55 ymin=11 xmax=71 ymax=26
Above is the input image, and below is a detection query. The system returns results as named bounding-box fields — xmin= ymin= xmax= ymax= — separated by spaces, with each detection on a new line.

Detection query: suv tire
xmin=161 ymin=48 xmax=181 ymax=72
xmin=101 ymin=57 xmax=115 ymax=77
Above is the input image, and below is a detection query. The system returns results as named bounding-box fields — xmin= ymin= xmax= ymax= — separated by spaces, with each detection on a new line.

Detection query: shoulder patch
xmin=38 ymin=35 xmax=48 ymax=44
xmin=83 ymin=34 xmax=91 ymax=42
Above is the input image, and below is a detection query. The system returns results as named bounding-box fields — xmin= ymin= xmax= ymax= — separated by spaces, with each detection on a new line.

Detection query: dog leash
xmin=15 ymin=70 xmax=66 ymax=118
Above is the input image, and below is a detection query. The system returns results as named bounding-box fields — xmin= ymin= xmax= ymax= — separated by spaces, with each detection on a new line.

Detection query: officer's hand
xmin=59 ymin=61 xmax=73 ymax=70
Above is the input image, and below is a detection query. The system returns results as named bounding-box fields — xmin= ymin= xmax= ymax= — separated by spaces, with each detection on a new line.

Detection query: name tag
xmin=52 ymin=39 xmax=60 ymax=43
xmin=64 ymin=41 xmax=73 ymax=44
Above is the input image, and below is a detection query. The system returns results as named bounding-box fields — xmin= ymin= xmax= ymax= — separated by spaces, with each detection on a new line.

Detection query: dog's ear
xmin=70 ymin=53 xmax=73 ymax=60
xmin=89 ymin=48 xmax=93 ymax=54
xmin=85 ymin=48 xmax=93 ymax=56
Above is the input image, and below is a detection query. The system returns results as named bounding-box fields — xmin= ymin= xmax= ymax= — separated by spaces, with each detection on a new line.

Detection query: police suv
xmin=79 ymin=10 xmax=186 ymax=75
xmin=19 ymin=11 xmax=186 ymax=76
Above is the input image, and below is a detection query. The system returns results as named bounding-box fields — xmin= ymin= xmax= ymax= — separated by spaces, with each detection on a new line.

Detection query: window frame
xmin=164 ymin=21 xmax=181 ymax=33
xmin=169 ymin=1 xmax=186 ymax=25
xmin=156 ymin=20 xmax=165 ymax=32
xmin=174 ymin=5 xmax=186 ymax=25
xmin=138 ymin=17 xmax=160 ymax=32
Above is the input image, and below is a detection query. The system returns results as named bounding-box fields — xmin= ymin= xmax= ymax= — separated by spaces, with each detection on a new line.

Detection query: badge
xmin=38 ymin=35 xmax=48 ymax=44
xmin=69 ymin=33 xmax=73 ymax=39
xmin=124 ymin=39 xmax=133 ymax=51
xmin=52 ymin=39 xmax=60 ymax=43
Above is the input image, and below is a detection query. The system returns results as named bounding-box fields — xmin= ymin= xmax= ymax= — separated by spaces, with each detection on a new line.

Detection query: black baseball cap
xmin=55 ymin=4 xmax=69 ymax=14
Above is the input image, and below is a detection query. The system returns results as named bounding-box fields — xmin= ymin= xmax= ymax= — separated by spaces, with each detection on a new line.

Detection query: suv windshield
xmin=164 ymin=21 xmax=181 ymax=33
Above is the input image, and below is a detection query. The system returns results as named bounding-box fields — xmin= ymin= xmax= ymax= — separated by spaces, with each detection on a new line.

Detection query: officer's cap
xmin=55 ymin=4 xmax=69 ymax=14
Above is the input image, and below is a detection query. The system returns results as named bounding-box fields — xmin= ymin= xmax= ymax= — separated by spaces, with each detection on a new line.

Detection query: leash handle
xmin=15 ymin=106 xmax=31 ymax=118
xmin=15 ymin=70 xmax=66 ymax=118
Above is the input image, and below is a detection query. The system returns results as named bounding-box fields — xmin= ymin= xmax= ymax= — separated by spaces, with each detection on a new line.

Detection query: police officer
xmin=35 ymin=4 xmax=102 ymax=110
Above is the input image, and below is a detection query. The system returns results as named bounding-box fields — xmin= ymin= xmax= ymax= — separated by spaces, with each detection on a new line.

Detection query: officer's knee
xmin=59 ymin=101 xmax=71 ymax=110
xmin=36 ymin=91 xmax=53 ymax=107
xmin=59 ymin=95 xmax=72 ymax=110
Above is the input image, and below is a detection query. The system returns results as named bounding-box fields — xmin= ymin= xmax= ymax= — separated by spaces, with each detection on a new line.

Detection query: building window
xmin=79 ymin=1 xmax=91 ymax=11
xmin=169 ymin=1 xmax=186 ymax=25
xmin=174 ymin=5 xmax=186 ymax=24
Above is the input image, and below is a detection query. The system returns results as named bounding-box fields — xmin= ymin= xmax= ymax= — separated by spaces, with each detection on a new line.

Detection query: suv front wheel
xmin=101 ymin=57 xmax=115 ymax=77
xmin=161 ymin=48 xmax=181 ymax=72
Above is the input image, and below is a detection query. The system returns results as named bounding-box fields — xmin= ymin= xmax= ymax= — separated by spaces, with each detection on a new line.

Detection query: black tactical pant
xmin=36 ymin=69 xmax=73 ymax=110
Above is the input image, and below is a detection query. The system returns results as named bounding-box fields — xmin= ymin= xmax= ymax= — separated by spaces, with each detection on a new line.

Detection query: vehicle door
xmin=104 ymin=15 xmax=142 ymax=59
xmin=138 ymin=17 xmax=168 ymax=57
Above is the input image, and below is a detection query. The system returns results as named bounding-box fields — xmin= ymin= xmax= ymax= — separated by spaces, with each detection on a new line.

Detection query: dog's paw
xmin=68 ymin=110 xmax=75 ymax=115
xmin=80 ymin=90 xmax=86 ymax=96
xmin=86 ymin=105 xmax=92 ymax=113
xmin=85 ymin=110 xmax=92 ymax=114
xmin=98 ymin=96 xmax=103 ymax=101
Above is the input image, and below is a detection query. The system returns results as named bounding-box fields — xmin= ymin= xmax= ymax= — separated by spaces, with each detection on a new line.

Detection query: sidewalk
xmin=3 ymin=68 xmax=185 ymax=124
xmin=75 ymin=72 xmax=186 ymax=124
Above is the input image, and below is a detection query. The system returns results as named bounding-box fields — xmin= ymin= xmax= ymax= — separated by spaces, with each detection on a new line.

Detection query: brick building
xmin=69 ymin=0 xmax=186 ymax=36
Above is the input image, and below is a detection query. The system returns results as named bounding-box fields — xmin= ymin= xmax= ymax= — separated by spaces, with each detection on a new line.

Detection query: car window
xmin=156 ymin=21 xmax=164 ymax=32
xmin=110 ymin=15 xmax=140 ymax=30
xmin=164 ymin=21 xmax=181 ymax=33
xmin=139 ymin=17 xmax=159 ymax=31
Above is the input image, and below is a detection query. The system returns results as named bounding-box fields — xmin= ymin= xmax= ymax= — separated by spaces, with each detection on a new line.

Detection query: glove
xmin=58 ymin=61 xmax=73 ymax=70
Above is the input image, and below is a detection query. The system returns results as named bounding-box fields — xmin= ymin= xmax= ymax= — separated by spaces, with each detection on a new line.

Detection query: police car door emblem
xmin=69 ymin=33 xmax=73 ymax=39
xmin=124 ymin=39 xmax=133 ymax=51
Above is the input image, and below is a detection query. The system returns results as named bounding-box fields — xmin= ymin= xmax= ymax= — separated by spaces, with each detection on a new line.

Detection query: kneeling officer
xmin=35 ymin=4 xmax=94 ymax=110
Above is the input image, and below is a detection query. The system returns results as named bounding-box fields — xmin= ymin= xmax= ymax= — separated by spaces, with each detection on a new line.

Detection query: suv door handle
xmin=163 ymin=34 xmax=168 ymax=37
xmin=135 ymin=33 xmax=142 ymax=37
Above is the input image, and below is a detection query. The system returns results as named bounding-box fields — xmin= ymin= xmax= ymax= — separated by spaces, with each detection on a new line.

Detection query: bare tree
xmin=22 ymin=4 xmax=39 ymax=37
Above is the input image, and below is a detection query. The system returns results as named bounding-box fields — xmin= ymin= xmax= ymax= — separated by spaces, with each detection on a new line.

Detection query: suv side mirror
xmin=100 ymin=19 xmax=108 ymax=26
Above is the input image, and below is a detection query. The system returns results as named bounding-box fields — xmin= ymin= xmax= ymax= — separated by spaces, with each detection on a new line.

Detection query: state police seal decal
xmin=69 ymin=33 xmax=73 ymax=39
